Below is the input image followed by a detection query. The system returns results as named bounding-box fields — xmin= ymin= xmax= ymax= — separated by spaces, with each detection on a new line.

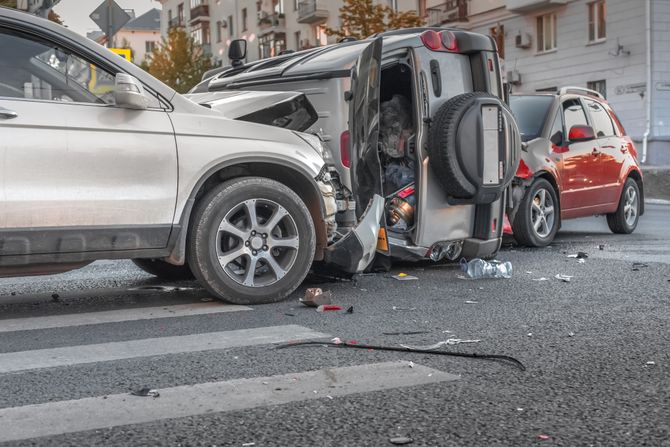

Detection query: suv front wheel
xmin=512 ymin=178 xmax=560 ymax=247
xmin=187 ymin=177 xmax=316 ymax=305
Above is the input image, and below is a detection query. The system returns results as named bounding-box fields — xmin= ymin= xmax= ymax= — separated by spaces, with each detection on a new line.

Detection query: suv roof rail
xmin=558 ymin=86 xmax=604 ymax=100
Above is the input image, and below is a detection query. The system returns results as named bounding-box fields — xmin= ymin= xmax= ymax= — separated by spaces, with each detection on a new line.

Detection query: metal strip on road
xmin=0 ymin=302 xmax=251 ymax=333
xmin=0 ymin=361 xmax=459 ymax=443
xmin=0 ymin=325 xmax=329 ymax=374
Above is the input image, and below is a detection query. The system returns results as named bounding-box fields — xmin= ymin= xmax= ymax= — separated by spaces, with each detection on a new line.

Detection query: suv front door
xmin=0 ymin=28 xmax=177 ymax=256
xmin=559 ymin=98 xmax=603 ymax=216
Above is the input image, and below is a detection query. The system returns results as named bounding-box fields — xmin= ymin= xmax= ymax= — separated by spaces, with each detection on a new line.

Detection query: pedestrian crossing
xmin=0 ymin=297 xmax=460 ymax=444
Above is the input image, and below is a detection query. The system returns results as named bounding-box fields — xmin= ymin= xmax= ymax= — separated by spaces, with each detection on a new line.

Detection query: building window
xmin=588 ymin=0 xmax=606 ymax=42
xmin=258 ymin=32 xmax=286 ymax=59
xmin=536 ymin=13 xmax=557 ymax=53
xmin=228 ymin=15 xmax=234 ymax=36
xmin=242 ymin=8 xmax=248 ymax=31
xmin=216 ymin=20 xmax=222 ymax=42
xmin=294 ymin=0 xmax=298 ymax=10
xmin=191 ymin=24 xmax=203 ymax=44
xmin=167 ymin=9 xmax=173 ymax=25
xmin=145 ymin=41 xmax=156 ymax=53
xmin=273 ymin=0 xmax=284 ymax=14
xmin=177 ymin=3 xmax=184 ymax=25
xmin=314 ymin=24 xmax=327 ymax=46
xmin=294 ymin=30 xmax=301 ymax=50
xmin=587 ymin=79 xmax=607 ymax=98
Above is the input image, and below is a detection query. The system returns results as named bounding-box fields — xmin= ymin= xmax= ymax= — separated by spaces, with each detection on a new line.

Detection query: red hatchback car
xmin=507 ymin=87 xmax=643 ymax=247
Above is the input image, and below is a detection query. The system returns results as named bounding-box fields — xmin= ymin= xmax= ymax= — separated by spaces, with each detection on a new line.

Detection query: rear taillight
xmin=340 ymin=131 xmax=351 ymax=168
xmin=420 ymin=30 xmax=459 ymax=53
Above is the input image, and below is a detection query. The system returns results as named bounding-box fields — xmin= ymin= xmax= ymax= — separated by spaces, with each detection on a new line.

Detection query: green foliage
xmin=325 ymin=0 xmax=424 ymax=40
xmin=145 ymin=27 xmax=212 ymax=93
xmin=0 ymin=0 xmax=17 ymax=8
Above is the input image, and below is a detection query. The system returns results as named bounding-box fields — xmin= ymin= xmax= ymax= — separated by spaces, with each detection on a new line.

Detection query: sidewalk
xmin=642 ymin=165 xmax=670 ymax=200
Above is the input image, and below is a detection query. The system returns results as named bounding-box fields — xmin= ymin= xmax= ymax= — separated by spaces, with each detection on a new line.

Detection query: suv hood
xmin=185 ymin=90 xmax=318 ymax=132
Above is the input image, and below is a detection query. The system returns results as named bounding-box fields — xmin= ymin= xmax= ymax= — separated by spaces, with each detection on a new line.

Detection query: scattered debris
xmin=284 ymin=313 xmax=296 ymax=317
xmin=316 ymin=304 xmax=343 ymax=313
xmin=408 ymin=361 xmax=415 ymax=368
xmin=577 ymin=258 xmax=586 ymax=264
xmin=555 ymin=274 xmax=573 ymax=282
xmin=277 ymin=339 xmax=527 ymax=371
xmin=527 ymin=333 xmax=533 ymax=337
xmin=632 ymin=262 xmax=649 ymax=271
xmin=646 ymin=361 xmax=656 ymax=366
xmin=392 ymin=306 xmax=417 ymax=311
xmin=401 ymin=339 xmax=481 ymax=350
xmin=51 ymin=293 xmax=60 ymax=302
xmin=331 ymin=337 xmax=343 ymax=344
xmin=129 ymin=285 xmax=193 ymax=292
xmin=516 ymin=407 xmax=524 ymax=412
xmin=382 ymin=331 xmax=430 ymax=336
xmin=326 ymin=395 xmax=334 ymax=400
xmin=389 ymin=436 xmax=414 ymax=445
xmin=525 ymin=271 xmax=533 ymax=274
xmin=567 ymin=252 xmax=588 ymax=259
xmin=568 ymin=332 xmax=575 ymax=337
xmin=532 ymin=277 xmax=549 ymax=281
xmin=300 ymin=288 xmax=332 ymax=307
xmin=599 ymin=244 xmax=606 ymax=250
xmin=200 ymin=297 xmax=214 ymax=302
xmin=346 ymin=306 xmax=354 ymax=314
xmin=392 ymin=273 xmax=418 ymax=281
xmin=242 ymin=443 xmax=256 ymax=447
xmin=460 ymin=258 xmax=513 ymax=279
xmin=130 ymin=387 xmax=160 ymax=398
xmin=537 ymin=434 xmax=551 ymax=441
xmin=464 ymin=300 xmax=478 ymax=304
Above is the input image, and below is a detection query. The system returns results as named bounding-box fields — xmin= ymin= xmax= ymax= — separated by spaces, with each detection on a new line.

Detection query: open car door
xmin=324 ymin=37 xmax=385 ymax=272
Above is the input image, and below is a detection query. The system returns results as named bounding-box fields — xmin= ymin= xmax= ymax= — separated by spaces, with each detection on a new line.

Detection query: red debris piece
xmin=537 ymin=434 xmax=551 ymax=441
xmin=316 ymin=304 xmax=342 ymax=312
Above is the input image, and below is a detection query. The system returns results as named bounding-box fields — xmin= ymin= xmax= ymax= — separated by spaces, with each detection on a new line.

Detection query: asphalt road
xmin=0 ymin=204 xmax=668 ymax=446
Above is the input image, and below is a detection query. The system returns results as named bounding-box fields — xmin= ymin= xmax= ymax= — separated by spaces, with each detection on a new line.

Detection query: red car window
xmin=604 ymin=103 xmax=627 ymax=136
xmin=584 ymin=99 xmax=616 ymax=138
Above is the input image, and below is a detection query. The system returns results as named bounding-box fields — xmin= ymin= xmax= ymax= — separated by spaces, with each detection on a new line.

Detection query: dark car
xmin=507 ymin=87 xmax=643 ymax=247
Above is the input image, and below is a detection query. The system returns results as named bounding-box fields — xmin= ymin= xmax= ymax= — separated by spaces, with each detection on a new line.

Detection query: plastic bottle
xmin=460 ymin=258 xmax=513 ymax=279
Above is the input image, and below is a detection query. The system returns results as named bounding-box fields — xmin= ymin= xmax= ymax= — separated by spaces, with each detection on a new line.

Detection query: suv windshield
xmin=510 ymin=95 xmax=554 ymax=142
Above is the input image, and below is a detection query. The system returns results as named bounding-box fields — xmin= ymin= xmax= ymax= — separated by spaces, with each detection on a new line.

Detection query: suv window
xmin=562 ymin=99 xmax=589 ymax=133
xmin=0 ymin=29 xmax=115 ymax=104
xmin=584 ymin=98 xmax=615 ymax=137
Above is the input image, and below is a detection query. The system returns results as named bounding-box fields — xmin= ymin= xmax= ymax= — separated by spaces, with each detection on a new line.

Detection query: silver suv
xmin=194 ymin=29 xmax=521 ymax=266
xmin=0 ymin=8 xmax=379 ymax=304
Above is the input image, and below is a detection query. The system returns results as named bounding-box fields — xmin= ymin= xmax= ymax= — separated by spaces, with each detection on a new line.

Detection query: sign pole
xmin=107 ymin=0 xmax=113 ymax=48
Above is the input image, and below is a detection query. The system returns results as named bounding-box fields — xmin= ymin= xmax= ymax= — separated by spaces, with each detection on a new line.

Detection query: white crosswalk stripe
xmin=0 ymin=302 xmax=250 ymax=333
xmin=0 ymin=361 xmax=459 ymax=443
xmin=0 ymin=324 xmax=328 ymax=374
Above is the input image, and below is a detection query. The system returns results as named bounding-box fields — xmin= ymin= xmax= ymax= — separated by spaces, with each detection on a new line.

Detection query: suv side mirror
xmin=114 ymin=73 xmax=148 ymax=110
xmin=568 ymin=124 xmax=595 ymax=142
xmin=229 ymin=39 xmax=247 ymax=67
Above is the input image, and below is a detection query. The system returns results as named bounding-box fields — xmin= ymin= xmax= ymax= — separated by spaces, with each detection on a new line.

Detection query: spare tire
xmin=427 ymin=92 xmax=520 ymax=204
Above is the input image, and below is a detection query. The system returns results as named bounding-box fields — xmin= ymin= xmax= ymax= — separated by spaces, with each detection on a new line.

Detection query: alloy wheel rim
xmin=216 ymin=198 xmax=299 ymax=288
xmin=531 ymin=188 xmax=555 ymax=238
xmin=623 ymin=186 xmax=638 ymax=226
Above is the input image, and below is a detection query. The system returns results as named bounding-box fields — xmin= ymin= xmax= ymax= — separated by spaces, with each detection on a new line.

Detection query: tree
xmin=0 ymin=0 xmax=16 ymax=8
xmin=145 ymin=27 xmax=211 ymax=94
xmin=325 ymin=0 xmax=424 ymax=41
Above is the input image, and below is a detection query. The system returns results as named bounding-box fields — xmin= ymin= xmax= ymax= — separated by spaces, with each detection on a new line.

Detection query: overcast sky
xmin=53 ymin=0 xmax=159 ymax=36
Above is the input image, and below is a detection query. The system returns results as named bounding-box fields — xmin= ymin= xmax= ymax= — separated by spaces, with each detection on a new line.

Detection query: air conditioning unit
xmin=515 ymin=32 xmax=532 ymax=49
xmin=507 ymin=70 xmax=522 ymax=85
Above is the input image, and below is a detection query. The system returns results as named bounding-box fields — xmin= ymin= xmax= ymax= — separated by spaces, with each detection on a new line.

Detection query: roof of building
xmin=123 ymin=8 xmax=160 ymax=31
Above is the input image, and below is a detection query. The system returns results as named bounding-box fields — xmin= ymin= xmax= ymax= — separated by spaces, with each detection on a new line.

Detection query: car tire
xmin=512 ymin=178 xmax=559 ymax=247
xmin=132 ymin=258 xmax=195 ymax=280
xmin=606 ymin=178 xmax=640 ymax=234
xmin=187 ymin=177 xmax=316 ymax=305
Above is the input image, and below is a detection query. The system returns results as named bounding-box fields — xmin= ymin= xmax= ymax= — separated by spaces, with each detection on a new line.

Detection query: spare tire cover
xmin=427 ymin=92 xmax=520 ymax=204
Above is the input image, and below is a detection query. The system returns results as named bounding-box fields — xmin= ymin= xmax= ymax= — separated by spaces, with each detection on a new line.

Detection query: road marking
xmin=0 ymin=325 xmax=328 ymax=374
xmin=0 ymin=361 xmax=458 ymax=443
xmin=0 ymin=302 xmax=251 ymax=333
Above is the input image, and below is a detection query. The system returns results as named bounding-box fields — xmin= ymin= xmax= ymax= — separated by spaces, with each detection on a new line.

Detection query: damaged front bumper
xmin=324 ymin=194 xmax=385 ymax=273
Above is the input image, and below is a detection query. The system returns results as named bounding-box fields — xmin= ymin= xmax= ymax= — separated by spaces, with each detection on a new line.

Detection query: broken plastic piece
xmin=346 ymin=306 xmax=354 ymax=314
xmin=392 ymin=306 xmax=416 ymax=311
xmin=389 ymin=437 xmax=414 ymax=445
xmin=130 ymin=387 xmax=160 ymax=398
xmin=460 ymin=258 xmax=512 ymax=279
xmin=567 ymin=252 xmax=588 ymax=259
xmin=392 ymin=273 xmax=418 ymax=281
xmin=300 ymin=287 xmax=332 ymax=307
xmin=464 ymin=300 xmax=478 ymax=304
xmin=316 ymin=304 xmax=342 ymax=312
xmin=646 ymin=361 xmax=656 ymax=366
xmin=537 ymin=434 xmax=551 ymax=441
xmin=555 ymin=274 xmax=573 ymax=282
xmin=532 ymin=277 xmax=549 ymax=281
xmin=401 ymin=339 xmax=481 ymax=350
xmin=632 ymin=262 xmax=649 ymax=271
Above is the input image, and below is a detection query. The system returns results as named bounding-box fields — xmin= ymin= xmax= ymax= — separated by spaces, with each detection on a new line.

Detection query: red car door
xmin=559 ymin=98 xmax=603 ymax=216
xmin=583 ymin=98 xmax=624 ymax=208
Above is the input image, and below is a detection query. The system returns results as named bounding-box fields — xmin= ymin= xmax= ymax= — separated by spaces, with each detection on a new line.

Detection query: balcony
xmin=168 ymin=17 xmax=183 ymax=29
xmin=258 ymin=12 xmax=286 ymax=35
xmin=506 ymin=0 xmax=567 ymax=13
xmin=426 ymin=0 xmax=468 ymax=27
xmin=189 ymin=3 xmax=209 ymax=25
xmin=297 ymin=0 xmax=329 ymax=24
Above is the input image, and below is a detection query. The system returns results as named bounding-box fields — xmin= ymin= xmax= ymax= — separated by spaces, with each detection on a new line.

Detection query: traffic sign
xmin=89 ymin=0 xmax=131 ymax=48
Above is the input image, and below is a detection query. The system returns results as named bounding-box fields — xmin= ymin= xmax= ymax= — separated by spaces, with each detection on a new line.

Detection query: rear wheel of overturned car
xmin=606 ymin=177 xmax=640 ymax=234
xmin=132 ymin=258 xmax=194 ymax=280
xmin=512 ymin=178 xmax=559 ymax=247
xmin=187 ymin=177 xmax=315 ymax=305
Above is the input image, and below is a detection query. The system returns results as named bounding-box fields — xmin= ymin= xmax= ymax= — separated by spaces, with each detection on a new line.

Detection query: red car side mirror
xmin=568 ymin=125 xmax=595 ymax=142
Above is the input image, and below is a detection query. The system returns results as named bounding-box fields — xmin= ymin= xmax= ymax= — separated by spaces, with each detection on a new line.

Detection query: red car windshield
xmin=510 ymin=95 xmax=555 ymax=142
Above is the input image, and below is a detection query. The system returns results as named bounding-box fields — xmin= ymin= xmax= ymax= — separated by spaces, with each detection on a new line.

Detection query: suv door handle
xmin=0 ymin=107 xmax=18 ymax=119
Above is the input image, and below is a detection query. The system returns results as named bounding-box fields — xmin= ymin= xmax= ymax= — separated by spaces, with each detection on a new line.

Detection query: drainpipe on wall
xmin=642 ymin=0 xmax=652 ymax=164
